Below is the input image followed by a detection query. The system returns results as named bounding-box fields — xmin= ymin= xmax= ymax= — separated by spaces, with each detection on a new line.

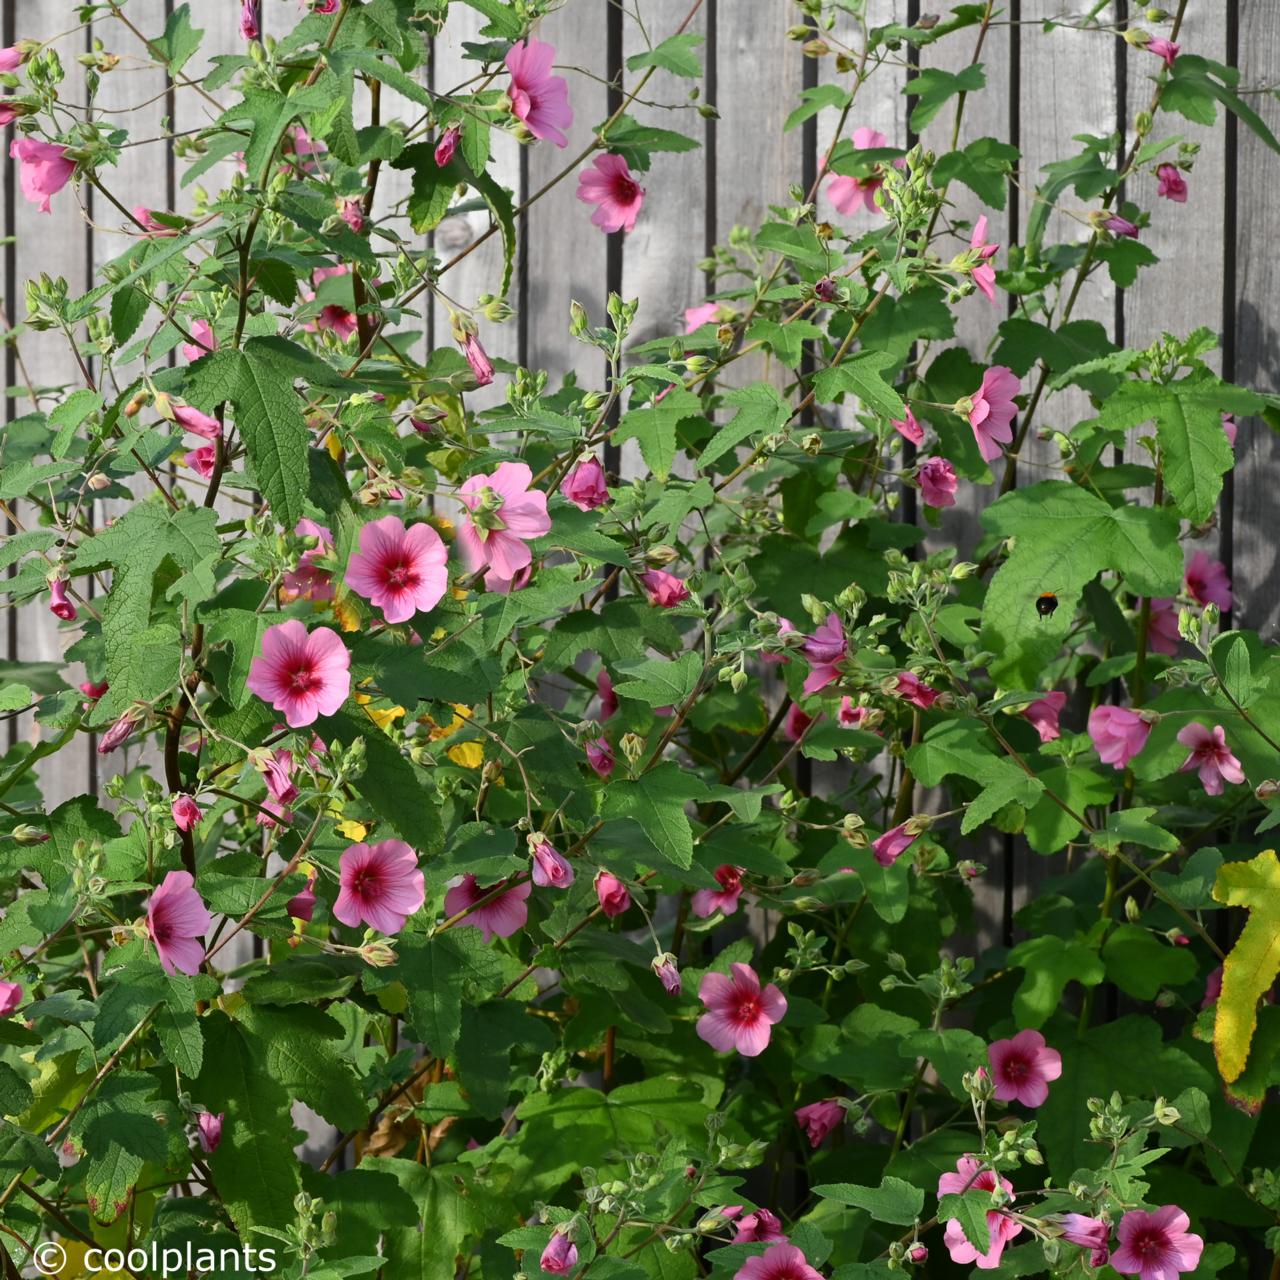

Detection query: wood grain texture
xmin=1230 ymin=0 xmax=1280 ymax=639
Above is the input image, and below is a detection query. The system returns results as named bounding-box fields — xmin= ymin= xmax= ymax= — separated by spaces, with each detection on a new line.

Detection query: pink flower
xmin=988 ymin=1029 xmax=1062 ymax=1107
xmin=585 ymin=737 xmax=614 ymax=777
xmin=653 ymin=953 xmax=682 ymax=996
xmin=335 ymin=839 xmax=424 ymax=935
xmin=530 ymin=835 xmax=574 ymax=889
xmin=1059 ymin=1214 xmax=1111 ymax=1268
xmin=1088 ymin=705 xmax=1152 ymax=769
xmin=443 ymin=873 xmax=531 ymax=941
xmin=795 ymin=1099 xmax=844 ymax=1148
xmin=185 ymin=444 xmax=215 ymax=481
xmin=692 ymin=865 xmax=744 ymax=919
xmin=938 ymin=1157 xmax=1022 ymax=1269
xmin=684 ymin=302 xmax=720 ymax=332
xmin=696 ymin=962 xmax=787 ymax=1057
xmin=892 ymin=406 xmax=924 ymax=446
xmin=282 ymin=518 xmax=335 ymax=602
xmin=734 ymin=1244 xmax=819 ymax=1280
xmin=259 ymin=749 xmax=299 ymax=808
xmin=435 ymin=125 xmax=461 ymax=168
xmin=595 ymin=870 xmax=631 ymax=917
xmin=0 ymin=983 xmax=23 ymax=1016
xmin=171 ymin=794 xmax=202 ymax=833
xmin=1022 ymin=691 xmax=1067 ymax=743
xmin=1112 ymin=1207 xmax=1202 ymax=1280
xmin=783 ymin=703 xmax=814 ymax=742
xmin=246 ymin=620 xmax=351 ymax=728
xmin=239 ymin=0 xmax=260 ymax=39
xmin=734 ymin=1210 xmax=788 ymax=1244
xmin=908 ymin=1244 xmax=928 ymax=1264
xmin=837 ymin=697 xmax=869 ymax=729
xmin=577 ymin=154 xmax=645 ymax=234
xmin=1202 ymin=966 xmax=1223 ymax=1008
xmin=286 ymin=868 xmax=317 ymax=922
xmin=0 ymin=103 xmax=24 ymax=128
xmin=197 ymin=1112 xmax=223 ymax=1154
xmin=345 ymin=515 xmax=448 ymax=625
xmin=1221 ymin=413 xmax=1238 ymax=447
xmin=285 ymin=126 xmax=326 ymax=174
xmin=181 ymin=318 xmax=217 ymax=362
xmin=872 ymin=823 xmax=918 ymax=867
xmin=895 ymin=671 xmax=939 ymax=710
xmin=828 ymin=126 xmax=896 ymax=215
xmin=596 ymin=669 xmax=618 ymax=720
xmin=539 ymin=1231 xmax=578 ymax=1275
xmin=0 ymin=47 xmax=24 ymax=74
xmin=11 ymin=137 xmax=76 ymax=214
xmin=304 ymin=0 xmax=340 ymax=12
xmin=1148 ymin=598 xmax=1180 ymax=655
xmin=560 ymin=455 xmax=609 ymax=510
xmin=48 ymin=577 xmax=76 ymax=622
xmin=763 ymin=618 xmax=796 ymax=666
xmin=457 ymin=461 xmax=551 ymax=591
xmin=638 ymin=568 xmax=690 ymax=608
xmin=1156 ymin=164 xmax=1187 ymax=202
xmin=802 ymin=612 xmax=848 ymax=695
xmin=338 ymin=198 xmax=364 ymax=233
xmin=918 ymin=456 xmax=958 ymax=508
xmin=814 ymin=276 xmax=838 ymax=302
xmin=1176 ymin=722 xmax=1244 ymax=796
xmin=173 ymin=402 xmax=222 ymax=440
xmin=505 ymin=38 xmax=572 ymax=147
xmin=1185 ymin=550 xmax=1231 ymax=611
xmin=304 ymin=266 xmax=358 ymax=342
xmin=969 ymin=214 xmax=1000 ymax=302
xmin=97 ymin=710 xmax=141 ymax=754
xmin=81 ymin=681 xmax=108 ymax=700
xmin=1146 ymin=37 xmax=1180 ymax=69
xmin=1103 ymin=214 xmax=1140 ymax=238
xmin=459 ymin=331 xmax=494 ymax=386
xmin=146 ymin=871 xmax=211 ymax=976
xmin=132 ymin=206 xmax=178 ymax=236
xmin=965 ymin=366 xmax=1019 ymax=463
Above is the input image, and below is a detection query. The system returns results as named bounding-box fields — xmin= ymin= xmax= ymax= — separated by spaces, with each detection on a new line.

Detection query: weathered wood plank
xmin=1230 ymin=0 xmax=1280 ymax=639
xmin=8 ymin=5 xmax=93 ymax=810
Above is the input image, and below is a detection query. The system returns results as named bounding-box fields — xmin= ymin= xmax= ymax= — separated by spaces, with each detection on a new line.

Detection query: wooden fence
xmin=2 ymin=0 xmax=1278 ymax=1155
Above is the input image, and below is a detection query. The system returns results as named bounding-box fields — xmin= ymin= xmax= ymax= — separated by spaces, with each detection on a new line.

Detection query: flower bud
xmin=1254 ymin=779 xmax=1280 ymax=800
xmin=619 ymin=732 xmax=646 ymax=765
xmin=1123 ymin=27 xmax=1152 ymax=48
xmin=1125 ymin=895 xmax=1140 ymax=922
xmin=11 ymin=824 xmax=50 ymax=846
xmin=360 ymin=940 xmax=397 ymax=968
xmin=908 ymin=1245 xmax=928 ymax=1264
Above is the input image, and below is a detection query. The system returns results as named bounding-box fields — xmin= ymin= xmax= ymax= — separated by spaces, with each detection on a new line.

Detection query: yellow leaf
xmin=1211 ymin=848 xmax=1280 ymax=1082
xmin=447 ymin=740 xmax=485 ymax=769
xmin=336 ymin=819 xmax=368 ymax=841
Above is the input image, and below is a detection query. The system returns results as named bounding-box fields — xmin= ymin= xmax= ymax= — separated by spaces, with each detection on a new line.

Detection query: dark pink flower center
xmin=733 ymin=993 xmax=761 ymax=1026
xmin=385 ymin=560 xmax=419 ymax=591
xmin=287 ymin=659 xmax=320 ymax=695
xmin=1130 ymin=1229 xmax=1168 ymax=1260
xmin=1003 ymin=1054 xmax=1030 ymax=1082
xmin=351 ymin=865 xmax=382 ymax=900
xmin=152 ymin=918 xmax=173 ymax=943
xmin=615 ymin=175 xmax=640 ymax=204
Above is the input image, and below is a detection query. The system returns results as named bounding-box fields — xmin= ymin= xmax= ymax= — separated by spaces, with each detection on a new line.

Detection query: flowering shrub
xmin=2 ymin=3 xmax=1280 ymax=1279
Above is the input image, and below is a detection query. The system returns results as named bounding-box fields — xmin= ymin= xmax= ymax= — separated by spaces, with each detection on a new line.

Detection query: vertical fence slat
xmin=523 ymin=11 xmax=609 ymax=388
xmin=8 ymin=5 xmax=93 ymax=811
xmin=1231 ymin=1 xmax=1280 ymax=639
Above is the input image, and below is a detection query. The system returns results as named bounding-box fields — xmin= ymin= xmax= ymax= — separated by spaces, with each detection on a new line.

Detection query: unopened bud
xmin=11 ymin=824 xmax=50 ymax=846
xmin=360 ymin=940 xmax=397 ymax=968
xmin=1125 ymin=895 xmax=1140 ymax=922
xmin=619 ymin=732 xmax=646 ymax=764
xmin=1123 ymin=27 xmax=1152 ymax=48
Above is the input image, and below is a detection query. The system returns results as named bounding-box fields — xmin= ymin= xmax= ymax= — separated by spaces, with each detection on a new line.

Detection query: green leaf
xmin=1163 ymin=55 xmax=1280 ymax=155
xmin=196 ymin=1012 xmax=302 ymax=1233
xmin=155 ymin=3 xmax=203 ymax=76
xmin=456 ymin=1000 xmax=555 ymax=1118
xmin=601 ymin=115 xmax=700 ymax=173
xmin=1097 ymin=237 xmax=1159 ymax=287
xmin=617 ymin=388 xmax=705 ymax=482
xmin=216 ymin=83 xmax=331 ymax=183
xmin=1099 ymin=377 xmax=1264 ymax=523
xmin=613 ymin=651 xmax=703 ymax=708
xmin=899 ymin=1028 xmax=988 ymax=1099
xmin=49 ymin=388 xmax=104 ymax=460
xmin=1006 ymin=934 xmax=1104 ymax=1028
xmin=785 ymin=84 xmax=850 ymax=132
xmin=937 ymin=1191 xmax=991 ymax=1254
xmin=932 ymin=137 xmax=1020 ymax=209
xmin=812 ymin=350 xmax=904 ymax=419
xmin=1095 ymin=806 xmax=1180 ymax=853
xmin=700 ymin=383 xmax=790 ymax=469
xmin=1024 ymin=765 xmax=1116 ymax=854
xmin=186 ymin=339 xmax=313 ymax=530
xmin=600 ymin=763 xmax=706 ymax=869
xmin=980 ymin=481 xmax=1183 ymax=687
xmin=1212 ymin=850 xmax=1280 ymax=1083
xmin=1102 ymin=924 xmax=1198 ymax=1000
xmin=237 ymin=1005 xmax=370 ymax=1130
xmin=903 ymin=64 xmax=986 ymax=131
xmin=813 ymin=1176 xmax=924 ymax=1225
xmin=625 ymin=33 xmax=703 ymax=78
xmin=395 ymin=933 xmax=467 ymax=1058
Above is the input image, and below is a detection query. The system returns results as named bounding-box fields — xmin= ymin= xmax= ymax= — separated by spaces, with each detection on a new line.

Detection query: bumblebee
xmin=1035 ymin=592 xmax=1059 ymax=618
